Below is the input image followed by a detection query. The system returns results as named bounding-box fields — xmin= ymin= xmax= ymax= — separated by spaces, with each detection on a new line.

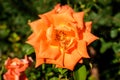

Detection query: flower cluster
xmin=3 ymin=56 xmax=32 ymax=80
xmin=27 ymin=4 xmax=98 ymax=70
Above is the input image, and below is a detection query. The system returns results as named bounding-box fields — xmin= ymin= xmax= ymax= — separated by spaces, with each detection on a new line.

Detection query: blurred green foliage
xmin=0 ymin=0 xmax=120 ymax=80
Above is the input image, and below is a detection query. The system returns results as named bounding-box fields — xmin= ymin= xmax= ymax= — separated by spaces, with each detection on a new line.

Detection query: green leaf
xmin=0 ymin=28 xmax=10 ymax=39
xmin=100 ymin=38 xmax=112 ymax=53
xmin=113 ymin=13 xmax=120 ymax=27
xmin=100 ymin=42 xmax=113 ymax=53
xmin=0 ymin=65 xmax=5 ymax=80
xmin=50 ymin=77 xmax=59 ymax=80
xmin=98 ymin=0 xmax=112 ymax=6
xmin=110 ymin=29 xmax=118 ymax=38
xmin=58 ymin=68 xmax=68 ymax=75
xmin=73 ymin=64 xmax=87 ymax=80
xmin=22 ymin=44 xmax=34 ymax=55
xmin=8 ymin=32 xmax=20 ymax=42
xmin=112 ymin=42 xmax=120 ymax=54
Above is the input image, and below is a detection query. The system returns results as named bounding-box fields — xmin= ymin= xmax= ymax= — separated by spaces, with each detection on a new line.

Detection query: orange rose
xmin=27 ymin=4 xmax=98 ymax=70
xmin=3 ymin=56 xmax=32 ymax=80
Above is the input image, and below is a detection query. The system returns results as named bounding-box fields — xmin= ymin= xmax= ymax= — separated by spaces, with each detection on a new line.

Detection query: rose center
xmin=55 ymin=30 xmax=74 ymax=50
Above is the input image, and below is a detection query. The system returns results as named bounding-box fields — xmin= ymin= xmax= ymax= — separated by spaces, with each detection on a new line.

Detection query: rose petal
xmin=29 ymin=19 xmax=49 ymax=34
xmin=83 ymin=32 xmax=99 ymax=45
xmin=77 ymin=40 xmax=90 ymax=58
xmin=73 ymin=12 xmax=84 ymax=29
xmin=40 ymin=45 xmax=60 ymax=59
xmin=56 ymin=49 xmax=82 ymax=70
xmin=35 ymin=58 xmax=44 ymax=68
xmin=46 ymin=53 xmax=63 ymax=67
xmin=85 ymin=21 xmax=92 ymax=32
xmin=52 ymin=12 xmax=74 ymax=27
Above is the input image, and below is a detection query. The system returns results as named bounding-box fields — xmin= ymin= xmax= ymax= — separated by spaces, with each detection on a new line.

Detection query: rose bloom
xmin=3 ymin=56 xmax=32 ymax=80
xmin=27 ymin=4 xmax=98 ymax=70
